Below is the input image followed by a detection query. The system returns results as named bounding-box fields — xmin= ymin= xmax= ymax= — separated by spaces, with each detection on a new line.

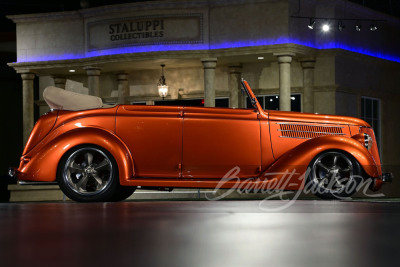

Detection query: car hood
xmin=267 ymin=110 xmax=370 ymax=127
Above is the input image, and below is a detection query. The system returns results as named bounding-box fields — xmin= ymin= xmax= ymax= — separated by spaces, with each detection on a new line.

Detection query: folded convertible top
xmin=43 ymin=86 xmax=113 ymax=111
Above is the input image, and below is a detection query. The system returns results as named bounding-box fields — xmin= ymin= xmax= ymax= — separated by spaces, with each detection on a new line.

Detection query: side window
xmin=361 ymin=96 xmax=381 ymax=153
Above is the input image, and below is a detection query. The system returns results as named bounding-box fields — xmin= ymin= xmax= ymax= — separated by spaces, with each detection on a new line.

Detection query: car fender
xmin=260 ymin=135 xmax=379 ymax=190
xmin=20 ymin=127 xmax=134 ymax=184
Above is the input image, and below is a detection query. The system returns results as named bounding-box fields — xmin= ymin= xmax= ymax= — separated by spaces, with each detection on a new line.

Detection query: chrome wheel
xmin=309 ymin=151 xmax=361 ymax=199
xmin=62 ymin=147 xmax=113 ymax=196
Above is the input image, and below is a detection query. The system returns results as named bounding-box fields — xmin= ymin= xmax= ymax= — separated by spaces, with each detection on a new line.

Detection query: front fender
xmin=19 ymin=127 xmax=134 ymax=184
xmin=260 ymin=135 xmax=380 ymax=190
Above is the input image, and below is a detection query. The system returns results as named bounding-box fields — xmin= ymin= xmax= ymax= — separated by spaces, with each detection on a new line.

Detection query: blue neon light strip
xmin=17 ymin=37 xmax=400 ymax=63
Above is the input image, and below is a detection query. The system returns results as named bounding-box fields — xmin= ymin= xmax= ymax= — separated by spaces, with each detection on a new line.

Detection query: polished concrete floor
xmin=1 ymin=200 xmax=400 ymax=267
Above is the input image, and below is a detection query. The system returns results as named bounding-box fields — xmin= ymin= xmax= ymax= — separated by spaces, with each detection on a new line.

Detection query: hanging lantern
xmin=157 ymin=64 xmax=168 ymax=100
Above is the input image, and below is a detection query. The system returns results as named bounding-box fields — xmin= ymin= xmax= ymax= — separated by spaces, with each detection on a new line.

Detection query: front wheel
xmin=306 ymin=151 xmax=363 ymax=200
xmin=57 ymin=145 xmax=120 ymax=202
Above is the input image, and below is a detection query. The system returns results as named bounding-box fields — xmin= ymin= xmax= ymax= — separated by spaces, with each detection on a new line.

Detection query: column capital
xmin=116 ymin=72 xmax=129 ymax=81
xmin=228 ymin=64 xmax=242 ymax=74
xmin=52 ymin=76 xmax=67 ymax=82
xmin=300 ymin=58 xmax=316 ymax=69
xmin=20 ymin=73 xmax=36 ymax=80
xmin=201 ymin=58 xmax=218 ymax=69
xmin=273 ymin=53 xmax=295 ymax=64
xmin=84 ymin=66 xmax=102 ymax=76
xmin=52 ymin=76 xmax=67 ymax=89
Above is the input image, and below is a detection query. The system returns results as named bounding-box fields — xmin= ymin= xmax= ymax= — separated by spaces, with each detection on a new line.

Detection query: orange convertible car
xmin=9 ymin=80 xmax=392 ymax=202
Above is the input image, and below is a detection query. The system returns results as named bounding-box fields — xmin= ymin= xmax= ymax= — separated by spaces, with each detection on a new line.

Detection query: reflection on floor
xmin=1 ymin=200 xmax=399 ymax=267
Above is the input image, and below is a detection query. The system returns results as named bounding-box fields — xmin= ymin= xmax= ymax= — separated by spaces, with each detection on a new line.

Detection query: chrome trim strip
xmin=278 ymin=136 xmax=312 ymax=139
xmin=18 ymin=181 xmax=58 ymax=186
xmin=278 ymin=129 xmax=345 ymax=135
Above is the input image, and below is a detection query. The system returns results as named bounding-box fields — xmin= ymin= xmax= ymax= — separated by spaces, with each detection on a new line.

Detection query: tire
xmin=306 ymin=150 xmax=363 ymax=200
xmin=110 ymin=186 xmax=136 ymax=202
xmin=57 ymin=145 xmax=120 ymax=202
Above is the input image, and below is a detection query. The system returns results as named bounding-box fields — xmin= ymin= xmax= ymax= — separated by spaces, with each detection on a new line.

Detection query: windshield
xmin=241 ymin=79 xmax=258 ymax=110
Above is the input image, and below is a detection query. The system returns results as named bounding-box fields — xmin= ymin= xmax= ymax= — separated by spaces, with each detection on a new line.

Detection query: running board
xmin=18 ymin=181 xmax=58 ymax=186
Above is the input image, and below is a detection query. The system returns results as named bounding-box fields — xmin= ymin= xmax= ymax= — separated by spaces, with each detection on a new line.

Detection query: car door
xmin=182 ymin=107 xmax=261 ymax=179
xmin=116 ymin=105 xmax=183 ymax=178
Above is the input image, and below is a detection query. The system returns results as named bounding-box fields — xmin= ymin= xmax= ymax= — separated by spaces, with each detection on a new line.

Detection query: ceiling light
xmin=355 ymin=23 xmax=362 ymax=32
xmin=69 ymin=69 xmax=76 ymax=73
xmin=370 ymin=23 xmax=378 ymax=31
xmin=308 ymin=18 xmax=316 ymax=30
xmin=322 ymin=23 xmax=330 ymax=32
xmin=258 ymin=56 xmax=264 ymax=60
xmin=338 ymin=21 xmax=345 ymax=31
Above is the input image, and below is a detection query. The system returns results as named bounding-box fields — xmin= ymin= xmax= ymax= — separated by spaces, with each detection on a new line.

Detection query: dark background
xmin=0 ymin=0 xmax=399 ymax=200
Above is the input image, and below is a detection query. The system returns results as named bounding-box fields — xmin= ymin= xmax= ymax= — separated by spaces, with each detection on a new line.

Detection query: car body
xmin=9 ymin=80 xmax=392 ymax=202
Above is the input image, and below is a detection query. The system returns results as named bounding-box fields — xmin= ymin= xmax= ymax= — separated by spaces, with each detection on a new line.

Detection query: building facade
xmin=7 ymin=0 xmax=400 ymax=196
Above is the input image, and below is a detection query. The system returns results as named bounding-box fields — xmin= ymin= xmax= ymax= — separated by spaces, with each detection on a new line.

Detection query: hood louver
xmin=278 ymin=123 xmax=344 ymax=139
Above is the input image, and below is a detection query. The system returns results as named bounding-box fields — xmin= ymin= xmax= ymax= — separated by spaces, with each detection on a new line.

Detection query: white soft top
xmin=43 ymin=86 xmax=113 ymax=111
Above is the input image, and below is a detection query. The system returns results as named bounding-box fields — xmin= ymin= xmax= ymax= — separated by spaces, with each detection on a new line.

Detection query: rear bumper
xmin=8 ymin=167 xmax=57 ymax=185
xmin=8 ymin=167 xmax=27 ymax=180
xmin=8 ymin=167 xmax=19 ymax=178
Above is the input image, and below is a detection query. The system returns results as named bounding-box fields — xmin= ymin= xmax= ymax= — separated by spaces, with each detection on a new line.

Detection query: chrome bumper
xmin=8 ymin=167 xmax=18 ymax=178
xmin=8 ymin=167 xmax=57 ymax=185
xmin=382 ymin=172 xmax=394 ymax=183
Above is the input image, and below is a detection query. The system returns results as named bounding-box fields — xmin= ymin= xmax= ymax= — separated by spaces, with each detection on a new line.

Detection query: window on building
xmin=246 ymin=94 xmax=301 ymax=112
xmin=361 ymin=96 xmax=381 ymax=152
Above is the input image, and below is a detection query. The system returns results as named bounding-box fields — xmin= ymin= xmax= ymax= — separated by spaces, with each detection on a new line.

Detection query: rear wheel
xmin=307 ymin=151 xmax=363 ymax=200
xmin=57 ymin=145 xmax=120 ymax=202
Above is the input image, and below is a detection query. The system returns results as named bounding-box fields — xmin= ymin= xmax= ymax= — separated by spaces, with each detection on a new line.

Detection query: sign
xmin=87 ymin=14 xmax=203 ymax=52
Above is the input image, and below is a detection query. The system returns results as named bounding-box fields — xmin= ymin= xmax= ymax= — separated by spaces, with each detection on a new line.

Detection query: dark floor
xmin=1 ymin=200 xmax=400 ymax=267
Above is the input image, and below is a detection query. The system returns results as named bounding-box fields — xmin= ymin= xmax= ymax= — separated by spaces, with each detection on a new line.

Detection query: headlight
xmin=363 ymin=133 xmax=373 ymax=150
xmin=351 ymin=132 xmax=373 ymax=150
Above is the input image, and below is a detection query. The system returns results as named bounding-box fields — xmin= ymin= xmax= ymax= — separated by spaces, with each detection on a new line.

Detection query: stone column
xmin=117 ymin=72 xmax=129 ymax=104
xmin=229 ymin=65 xmax=243 ymax=108
xmin=84 ymin=66 xmax=101 ymax=96
xmin=274 ymin=53 xmax=295 ymax=111
xmin=20 ymin=72 xmax=36 ymax=145
xmin=52 ymin=76 xmax=67 ymax=89
xmin=300 ymin=58 xmax=316 ymax=113
xmin=201 ymin=58 xmax=218 ymax=107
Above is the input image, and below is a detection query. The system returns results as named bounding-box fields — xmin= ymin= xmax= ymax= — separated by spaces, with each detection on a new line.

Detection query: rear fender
xmin=260 ymin=136 xmax=379 ymax=190
xmin=20 ymin=127 xmax=134 ymax=184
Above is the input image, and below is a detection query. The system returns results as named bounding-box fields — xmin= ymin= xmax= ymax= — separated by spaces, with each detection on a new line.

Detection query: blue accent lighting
xmin=16 ymin=37 xmax=400 ymax=64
